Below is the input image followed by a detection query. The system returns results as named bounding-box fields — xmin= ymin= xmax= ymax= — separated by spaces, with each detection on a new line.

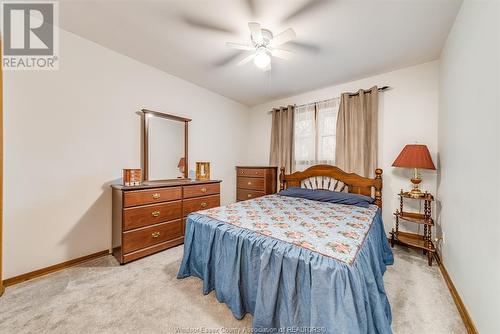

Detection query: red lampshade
xmin=177 ymin=157 xmax=185 ymax=168
xmin=392 ymin=144 xmax=436 ymax=170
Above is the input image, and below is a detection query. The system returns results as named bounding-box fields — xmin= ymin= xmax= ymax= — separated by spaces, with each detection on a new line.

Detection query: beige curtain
xmin=335 ymin=86 xmax=378 ymax=177
xmin=269 ymin=105 xmax=295 ymax=174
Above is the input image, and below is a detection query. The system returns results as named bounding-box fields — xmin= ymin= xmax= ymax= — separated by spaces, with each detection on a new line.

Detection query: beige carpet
xmin=0 ymin=245 xmax=465 ymax=334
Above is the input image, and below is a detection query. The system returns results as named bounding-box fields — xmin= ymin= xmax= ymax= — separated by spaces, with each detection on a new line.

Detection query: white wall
xmin=438 ymin=1 xmax=500 ymax=333
xmin=3 ymin=29 xmax=249 ymax=279
xmin=247 ymin=61 xmax=440 ymax=233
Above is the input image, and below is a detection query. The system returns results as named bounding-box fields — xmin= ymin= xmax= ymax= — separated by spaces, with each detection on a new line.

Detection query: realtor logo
xmin=2 ymin=1 xmax=59 ymax=70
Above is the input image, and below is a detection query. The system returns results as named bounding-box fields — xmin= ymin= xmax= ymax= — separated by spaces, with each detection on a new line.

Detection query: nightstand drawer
xmin=237 ymin=189 xmax=265 ymax=201
xmin=237 ymin=176 xmax=265 ymax=190
xmin=237 ymin=168 xmax=266 ymax=178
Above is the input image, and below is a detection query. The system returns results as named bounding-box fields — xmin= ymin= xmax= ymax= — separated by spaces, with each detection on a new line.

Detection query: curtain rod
xmin=294 ymin=86 xmax=391 ymax=109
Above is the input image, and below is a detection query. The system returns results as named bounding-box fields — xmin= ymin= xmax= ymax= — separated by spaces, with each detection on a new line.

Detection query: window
xmin=294 ymin=98 xmax=340 ymax=171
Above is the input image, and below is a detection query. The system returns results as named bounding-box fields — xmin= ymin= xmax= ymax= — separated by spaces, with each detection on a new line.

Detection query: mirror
xmin=142 ymin=109 xmax=190 ymax=181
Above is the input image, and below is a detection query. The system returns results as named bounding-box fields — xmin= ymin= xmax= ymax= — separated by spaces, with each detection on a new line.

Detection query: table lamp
xmin=392 ymin=144 xmax=436 ymax=198
xmin=177 ymin=157 xmax=185 ymax=177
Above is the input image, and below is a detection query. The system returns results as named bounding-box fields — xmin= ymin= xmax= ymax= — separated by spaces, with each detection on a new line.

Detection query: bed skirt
xmin=177 ymin=210 xmax=394 ymax=333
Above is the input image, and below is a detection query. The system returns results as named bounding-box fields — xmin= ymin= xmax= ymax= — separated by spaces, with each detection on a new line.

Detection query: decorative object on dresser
xmin=392 ymin=144 xmax=436 ymax=198
xmin=390 ymin=190 xmax=435 ymax=266
xmin=177 ymin=158 xmax=186 ymax=178
xmin=236 ymin=166 xmax=277 ymax=201
xmin=111 ymin=180 xmax=221 ymax=264
xmin=123 ymin=168 xmax=142 ymax=186
xmin=196 ymin=161 xmax=210 ymax=180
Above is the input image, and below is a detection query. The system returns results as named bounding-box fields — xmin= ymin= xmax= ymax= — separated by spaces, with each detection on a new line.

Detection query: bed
xmin=177 ymin=165 xmax=394 ymax=333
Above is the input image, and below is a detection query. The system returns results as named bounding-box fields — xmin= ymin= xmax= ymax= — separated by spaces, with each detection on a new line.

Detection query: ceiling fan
xmin=225 ymin=22 xmax=296 ymax=72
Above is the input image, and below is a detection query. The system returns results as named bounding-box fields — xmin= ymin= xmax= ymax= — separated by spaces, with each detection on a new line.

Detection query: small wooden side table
xmin=390 ymin=190 xmax=435 ymax=266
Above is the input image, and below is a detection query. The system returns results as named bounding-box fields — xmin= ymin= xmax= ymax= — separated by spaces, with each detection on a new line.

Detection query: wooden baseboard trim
xmin=438 ymin=261 xmax=478 ymax=334
xmin=388 ymin=238 xmax=477 ymax=333
xmin=3 ymin=250 xmax=110 ymax=287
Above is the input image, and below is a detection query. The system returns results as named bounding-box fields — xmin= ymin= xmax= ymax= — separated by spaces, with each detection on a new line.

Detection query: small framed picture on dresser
xmin=196 ymin=162 xmax=210 ymax=180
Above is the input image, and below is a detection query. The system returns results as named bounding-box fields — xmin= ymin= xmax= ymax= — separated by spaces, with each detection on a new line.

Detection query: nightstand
xmin=235 ymin=166 xmax=278 ymax=201
xmin=390 ymin=190 xmax=435 ymax=266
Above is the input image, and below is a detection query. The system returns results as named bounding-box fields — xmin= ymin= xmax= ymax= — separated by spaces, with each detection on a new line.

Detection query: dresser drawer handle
xmin=151 ymin=210 xmax=160 ymax=217
xmin=152 ymin=193 xmax=161 ymax=199
xmin=151 ymin=231 xmax=161 ymax=238
xmin=247 ymin=194 xmax=252 ymax=198
xmin=200 ymin=202 xmax=207 ymax=208
xmin=200 ymin=187 xmax=207 ymax=193
xmin=247 ymin=181 xmax=252 ymax=185
xmin=255 ymin=171 xmax=259 ymax=175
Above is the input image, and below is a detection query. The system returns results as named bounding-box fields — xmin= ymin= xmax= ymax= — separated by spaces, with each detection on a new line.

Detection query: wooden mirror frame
xmin=141 ymin=109 xmax=191 ymax=181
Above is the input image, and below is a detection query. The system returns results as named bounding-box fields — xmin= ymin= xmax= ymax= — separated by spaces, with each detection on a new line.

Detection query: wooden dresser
xmin=111 ymin=180 xmax=221 ymax=264
xmin=236 ymin=166 xmax=278 ymax=201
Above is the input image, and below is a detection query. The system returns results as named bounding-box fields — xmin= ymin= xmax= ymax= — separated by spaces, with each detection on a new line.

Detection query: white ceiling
xmin=58 ymin=0 xmax=462 ymax=106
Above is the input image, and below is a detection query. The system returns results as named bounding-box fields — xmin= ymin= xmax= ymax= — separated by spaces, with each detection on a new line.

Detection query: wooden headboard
xmin=279 ymin=165 xmax=383 ymax=208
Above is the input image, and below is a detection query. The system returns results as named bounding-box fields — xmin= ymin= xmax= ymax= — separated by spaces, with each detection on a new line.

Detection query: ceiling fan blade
xmin=270 ymin=28 xmax=296 ymax=47
xmin=282 ymin=0 xmax=331 ymax=23
xmin=237 ymin=53 xmax=255 ymax=66
xmin=288 ymin=41 xmax=321 ymax=53
xmin=181 ymin=14 xmax=235 ymax=34
xmin=212 ymin=51 xmax=243 ymax=67
xmin=226 ymin=42 xmax=254 ymax=51
xmin=248 ymin=22 xmax=263 ymax=44
xmin=271 ymin=49 xmax=293 ymax=60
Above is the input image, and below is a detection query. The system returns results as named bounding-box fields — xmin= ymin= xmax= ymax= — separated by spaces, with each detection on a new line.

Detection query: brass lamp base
xmin=409 ymin=168 xmax=424 ymax=198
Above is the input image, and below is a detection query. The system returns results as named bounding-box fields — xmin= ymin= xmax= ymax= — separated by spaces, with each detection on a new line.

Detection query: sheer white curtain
xmin=294 ymin=98 xmax=340 ymax=171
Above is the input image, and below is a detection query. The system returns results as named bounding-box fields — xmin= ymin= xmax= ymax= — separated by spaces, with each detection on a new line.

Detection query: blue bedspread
xmin=177 ymin=195 xmax=394 ymax=333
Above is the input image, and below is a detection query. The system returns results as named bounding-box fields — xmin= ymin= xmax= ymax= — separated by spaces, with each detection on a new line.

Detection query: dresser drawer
xmin=237 ymin=168 xmax=266 ymax=178
xmin=123 ymin=201 xmax=182 ymax=231
xmin=237 ymin=189 xmax=265 ymax=201
xmin=183 ymin=195 xmax=220 ymax=216
xmin=237 ymin=176 xmax=265 ymax=190
xmin=123 ymin=187 xmax=182 ymax=208
xmin=183 ymin=183 xmax=220 ymax=199
xmin=122 ymin=220 xmax=183 ymax=254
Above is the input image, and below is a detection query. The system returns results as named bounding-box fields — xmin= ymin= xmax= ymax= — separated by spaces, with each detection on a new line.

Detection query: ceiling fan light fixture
xmin=227 ymin=22 xmax=296 ymax=71
xmin=253 ymin=47 xmax=271 ymax=69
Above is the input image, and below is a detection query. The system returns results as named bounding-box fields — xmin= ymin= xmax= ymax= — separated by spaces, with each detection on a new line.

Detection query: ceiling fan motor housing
xmin=252 ymin=28 xmax=273 ymax=47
